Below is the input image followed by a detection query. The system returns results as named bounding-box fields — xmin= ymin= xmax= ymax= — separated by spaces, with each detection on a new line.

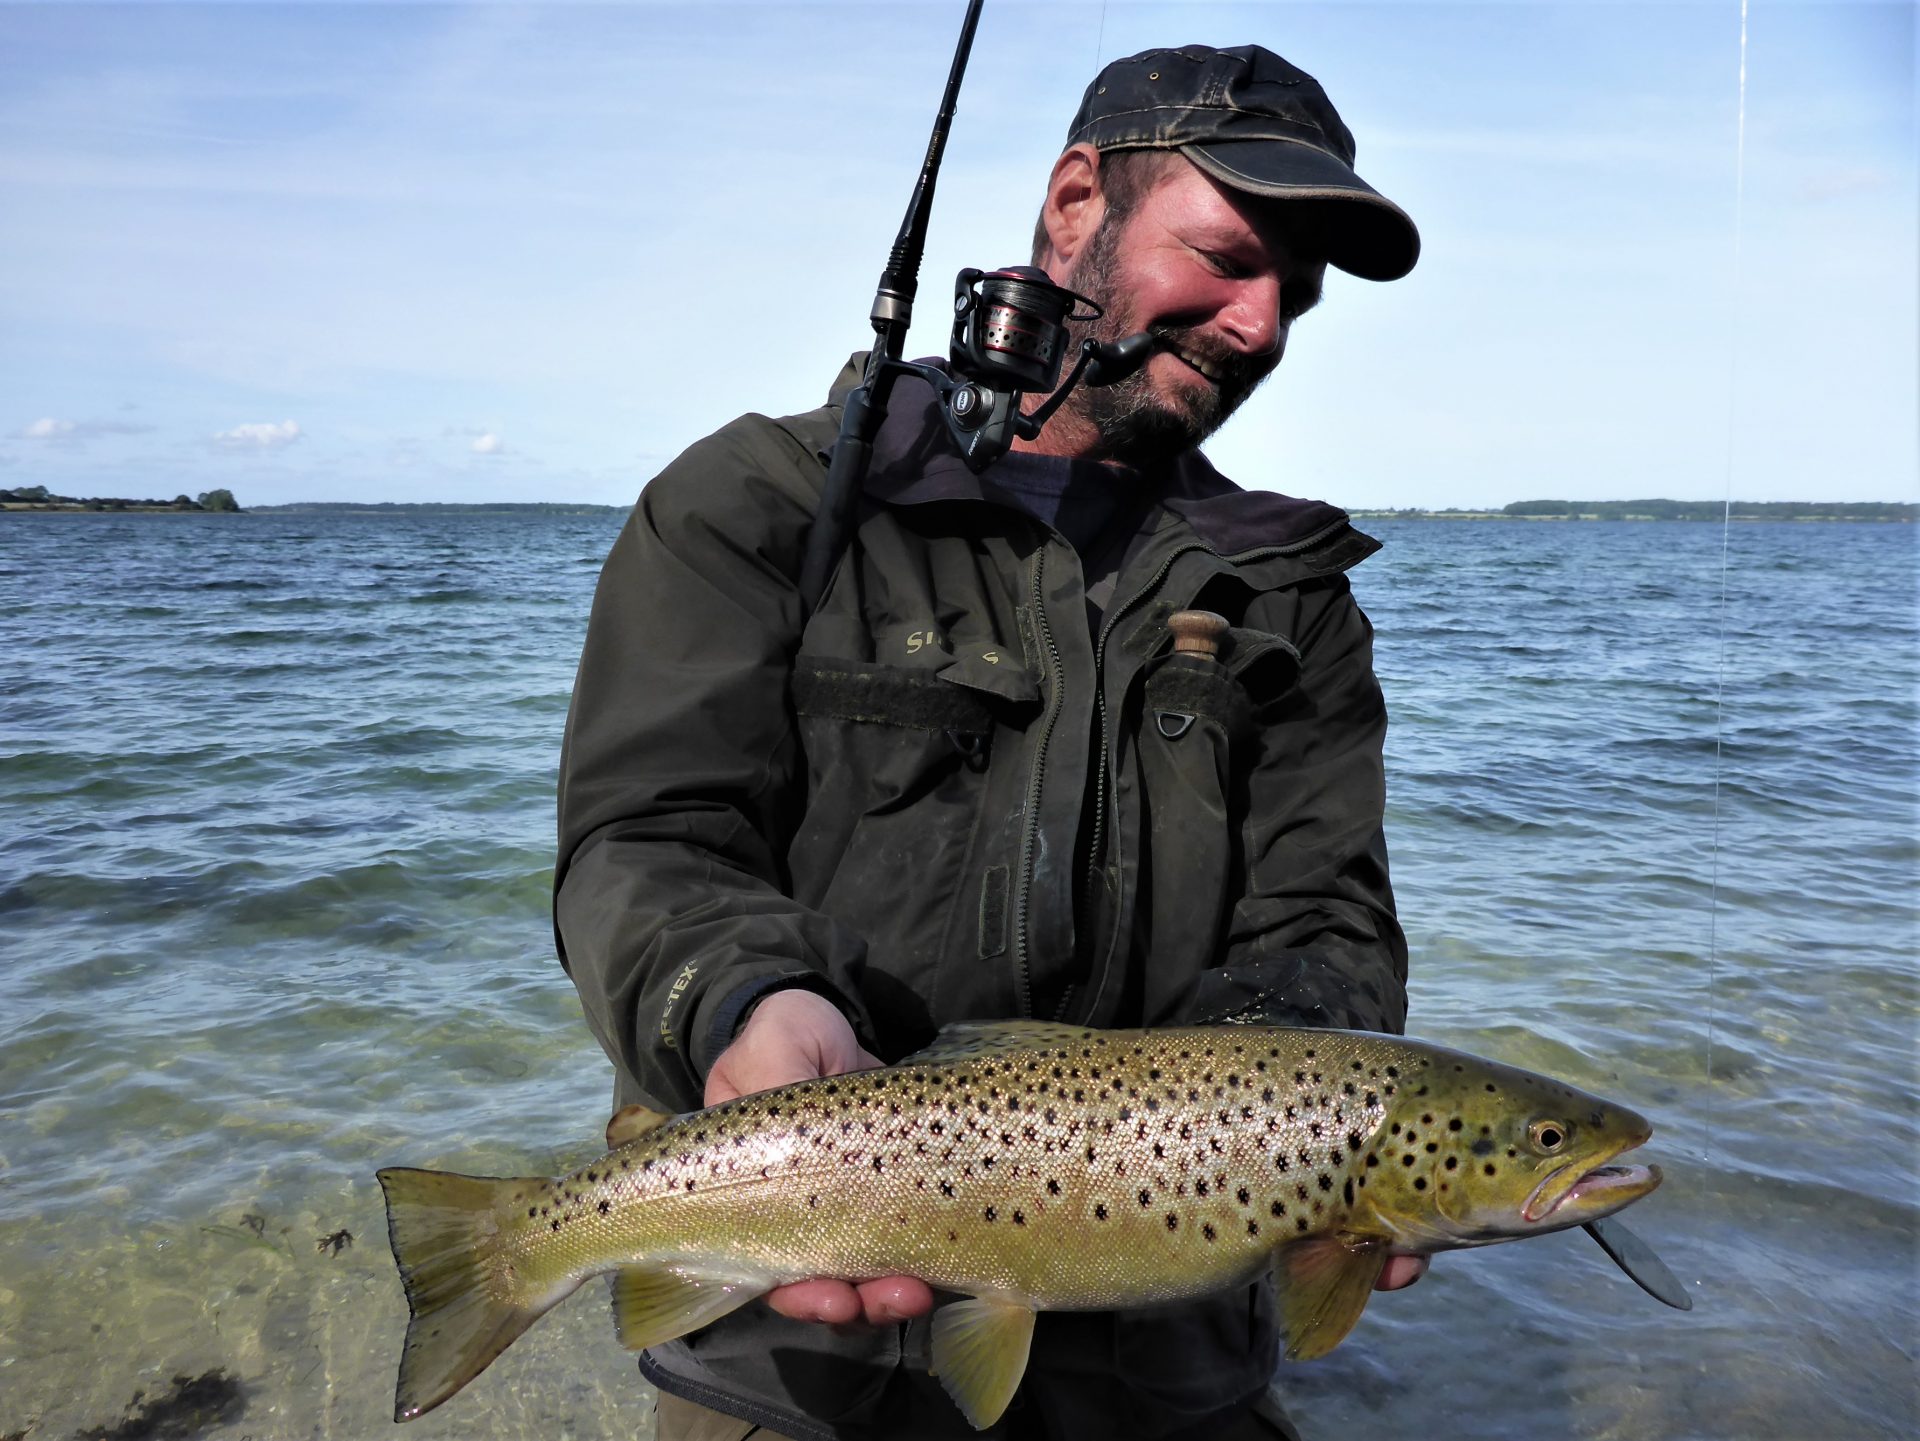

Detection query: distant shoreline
xmin=5 ymin=498 xmax=1912 ymax=522
xmin=1350 ymin=510 xmax=1916 ymax=523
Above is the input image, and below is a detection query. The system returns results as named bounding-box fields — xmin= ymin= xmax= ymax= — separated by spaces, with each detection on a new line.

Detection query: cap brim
xmin=1183 ymin=140 xmax=1420 ymax=282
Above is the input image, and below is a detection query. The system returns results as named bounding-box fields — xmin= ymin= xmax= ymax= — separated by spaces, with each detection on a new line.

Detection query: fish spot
xmin=1414 ymin=1178 xmax=1428 ymax=1191
xmin=1166 ymin=1213 xmax=1178 ymax=1231
xmin=1484 ymin=1164 xmax=1498 ymax=1176
xmin=1202 ymin=1224 xmax=1217 ymax=1242
xmin=1047 ymin=1179 xmax=1061 ymax=1195
xmin=1013 ymin=1211 xmax=1026 ymax=1226
xmin=1247 ymin=1220 xmax=1260 ymax=1236
xmin=528 ymin=1208 xmax=538 ymax=1218
xmin=1318 ymin=1175 xmax=1333 ymax=1192
xmin=1471 ymin=1138 xmax=1495 ymax=1156
xmin=1237 ymin=1187 xmax=1251 ymax=1205
xmin=984 ymin=1206 xmax=997 ymax=1222
xmin=597 ymin=1200 xmax=611 ymax=1215
xmin=1095 ymin=1204 xmax=1109 ymax=1221
xmin=1444 ymin=1156 xmax=1458 ymax=1170
xmin=1139 ymin=1189 xmax=1152 ymax=1207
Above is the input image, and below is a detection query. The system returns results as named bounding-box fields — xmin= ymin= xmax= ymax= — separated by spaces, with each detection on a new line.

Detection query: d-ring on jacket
xmin=554 ymin=356 xmax=1409 ymax=1441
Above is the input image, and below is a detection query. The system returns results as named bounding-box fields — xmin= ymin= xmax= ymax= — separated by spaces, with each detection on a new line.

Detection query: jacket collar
xmin=823 ymin=351 xmax=1368 ymax=562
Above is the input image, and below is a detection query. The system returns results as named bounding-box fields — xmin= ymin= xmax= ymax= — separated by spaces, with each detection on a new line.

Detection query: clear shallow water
xmin=1 ymin=513 xmax=1914 ymax=1439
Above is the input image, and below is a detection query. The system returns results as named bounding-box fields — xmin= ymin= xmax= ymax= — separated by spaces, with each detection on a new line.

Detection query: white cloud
xmin=213 ymin=419 xmax=302 ymax=449
xmin=470 ymin=432 xmax=504 ymax=455
xmin=22 ymin=417 xmax=76 ymax=439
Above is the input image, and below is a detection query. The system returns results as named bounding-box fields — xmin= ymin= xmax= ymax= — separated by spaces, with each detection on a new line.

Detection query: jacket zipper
xmin=1011 ymin=543 xmax=1064 ymax=1018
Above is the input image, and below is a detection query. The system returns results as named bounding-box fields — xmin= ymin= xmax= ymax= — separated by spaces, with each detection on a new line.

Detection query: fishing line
xmin=1703 ymin=0 xmax=1751 ymax=1164
xmin=1093 ymin=0 xmax=1108 ymax=68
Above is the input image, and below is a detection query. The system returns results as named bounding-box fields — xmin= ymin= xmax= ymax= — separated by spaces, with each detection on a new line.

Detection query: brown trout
xmin=377 ymin=1022 xmax=1666 ymax=1427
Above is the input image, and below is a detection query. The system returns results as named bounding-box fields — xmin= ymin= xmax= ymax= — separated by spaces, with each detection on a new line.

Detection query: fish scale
xmin=377 ymin=1021 xmax=1667 ymax=1428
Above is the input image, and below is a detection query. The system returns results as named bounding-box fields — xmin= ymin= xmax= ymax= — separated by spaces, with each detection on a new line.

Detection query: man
xmin=557 ymin=43 xmax=1420 ymax=1441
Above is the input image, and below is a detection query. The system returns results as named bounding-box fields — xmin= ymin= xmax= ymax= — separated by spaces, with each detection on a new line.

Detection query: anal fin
xmin=609 ymin=1265 xmax=766 ymax=1352
xmin=929 ymin=1295 xmax=1037 ymax=1429
xmin=1274 ymin=1235 xmax=1388 ymax=1361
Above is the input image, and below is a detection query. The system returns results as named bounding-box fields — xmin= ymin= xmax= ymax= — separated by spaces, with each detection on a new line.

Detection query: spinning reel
xmin=915 ymin=266 xmax=1153 ymax=469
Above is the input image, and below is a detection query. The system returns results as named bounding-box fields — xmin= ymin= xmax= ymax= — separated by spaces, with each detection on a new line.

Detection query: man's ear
xmin=1039 ymin=144 xmax=1107 ymax=279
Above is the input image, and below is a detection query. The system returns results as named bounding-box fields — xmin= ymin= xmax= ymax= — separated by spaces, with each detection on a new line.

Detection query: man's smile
xmin=1161 ymin=343 xmax=1225 ymax=384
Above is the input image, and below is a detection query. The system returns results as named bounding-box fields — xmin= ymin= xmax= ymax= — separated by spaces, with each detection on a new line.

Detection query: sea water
xmin=1 ymin=512 xmax=1913 ymax=1439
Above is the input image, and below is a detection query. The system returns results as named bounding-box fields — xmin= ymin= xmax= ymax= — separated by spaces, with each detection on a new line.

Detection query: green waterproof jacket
xmin=554 ymin=357 xmax=1408 ymax=1440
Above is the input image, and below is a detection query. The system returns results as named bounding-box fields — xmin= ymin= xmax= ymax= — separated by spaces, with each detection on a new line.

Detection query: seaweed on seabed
xmin=72 ymin=1370 xmax=247 ymax=1441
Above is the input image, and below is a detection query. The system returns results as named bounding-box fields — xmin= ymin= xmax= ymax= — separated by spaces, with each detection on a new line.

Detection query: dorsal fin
xmin=900 ymin=1020 xmax=1100 ymax=1065
xmin=605 ymin=1104 xmax=673 ymax=1150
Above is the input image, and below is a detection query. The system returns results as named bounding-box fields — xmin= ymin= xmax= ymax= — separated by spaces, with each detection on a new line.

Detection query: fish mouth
xmin=1522 ymin=1154 xmax=1663 ymax=1226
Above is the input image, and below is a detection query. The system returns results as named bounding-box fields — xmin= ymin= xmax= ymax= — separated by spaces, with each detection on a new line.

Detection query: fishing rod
xmin=795 ymin=0 xmax=1153 ymax=612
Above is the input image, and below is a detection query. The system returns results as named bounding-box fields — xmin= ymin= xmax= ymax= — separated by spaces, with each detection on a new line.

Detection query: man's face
xmin=1061 ymin=158 xmax=1327 ymax=464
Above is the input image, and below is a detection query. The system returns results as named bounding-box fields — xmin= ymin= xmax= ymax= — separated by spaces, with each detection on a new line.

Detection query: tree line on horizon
xmin=1363 ymin=499 xmax=1915 ymax=522
xmin=1 ymin=485 xmax=239 ymax=512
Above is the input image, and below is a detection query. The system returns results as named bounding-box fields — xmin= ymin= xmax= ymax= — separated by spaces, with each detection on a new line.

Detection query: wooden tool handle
xmin=1168 ymin=610 xmax=1229 ymax=660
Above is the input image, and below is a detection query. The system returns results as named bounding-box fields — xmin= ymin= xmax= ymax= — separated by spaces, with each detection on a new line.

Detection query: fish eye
xmin=1528 ymin=1120 xmax=1569 ymax=1153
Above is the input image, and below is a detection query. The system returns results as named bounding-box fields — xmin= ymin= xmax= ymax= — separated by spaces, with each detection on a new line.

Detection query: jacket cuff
xmin=689 ymin=970 xmax=870 ymax=1080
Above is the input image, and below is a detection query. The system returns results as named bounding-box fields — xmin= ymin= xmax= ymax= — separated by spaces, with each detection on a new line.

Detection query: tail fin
xmin=377 ymin=1166 xmax=578 ymax=1422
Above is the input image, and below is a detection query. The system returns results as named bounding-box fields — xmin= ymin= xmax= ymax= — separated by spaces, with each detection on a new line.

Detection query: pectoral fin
xmin=1585 ymin=1217 xmax=1693 ymax=1311
xmin=605 ymin=1104 xmax=673 ymax=1150
xmin=929 ymin=1296 xmax=1037 ymax=1429
xmin=609 ymin=1265 xmax=766 ymax=1352
xmin=1273 ymin=1235 xmax=1388 ymax=1361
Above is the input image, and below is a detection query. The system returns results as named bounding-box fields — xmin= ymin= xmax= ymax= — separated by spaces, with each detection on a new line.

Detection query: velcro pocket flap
xmin=1222 ymin=626 xmax=1301 ymax=703
xmin=793 ymin=658 xmax=995 ymax=734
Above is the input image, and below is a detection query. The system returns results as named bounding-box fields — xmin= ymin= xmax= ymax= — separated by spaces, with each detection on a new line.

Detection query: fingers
xmin=855 ymin=1275 xmax=934 ymax=1323
xmin=1375 ymin=1253 xmax=1429 ymax=1291
xmin=765 ymin=1279 xmax=864 ymax=1324
xmin=763 ymin=1276 xmax=934 ymax=1326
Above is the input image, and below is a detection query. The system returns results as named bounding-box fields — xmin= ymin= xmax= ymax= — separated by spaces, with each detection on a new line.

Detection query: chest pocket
xmin=786 ymin=647 xmax=1037 ymax=1033
xmin=1131 ymin=628 xmax=1301 ymax=985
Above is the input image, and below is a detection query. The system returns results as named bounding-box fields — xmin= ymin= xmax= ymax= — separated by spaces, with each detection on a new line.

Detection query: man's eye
xmin=1202 ymin=250 xmax=1247 ymax=279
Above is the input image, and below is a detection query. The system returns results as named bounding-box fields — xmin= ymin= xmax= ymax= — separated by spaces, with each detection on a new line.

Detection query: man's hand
xmin=703 ymin=988 xmax=936 ymax=1327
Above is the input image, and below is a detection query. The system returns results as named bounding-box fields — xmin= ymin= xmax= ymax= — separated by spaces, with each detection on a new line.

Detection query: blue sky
xmin=1 ymin=1 xmax=1913 ymax=508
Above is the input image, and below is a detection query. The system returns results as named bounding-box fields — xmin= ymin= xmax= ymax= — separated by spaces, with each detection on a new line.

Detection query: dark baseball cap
xmin=1067 ymin=45 xmax=1419 ymax=281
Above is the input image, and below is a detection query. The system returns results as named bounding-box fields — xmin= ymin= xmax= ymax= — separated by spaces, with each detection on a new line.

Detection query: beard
xmin=1060 ymin=216 xmax=1279 ymax=467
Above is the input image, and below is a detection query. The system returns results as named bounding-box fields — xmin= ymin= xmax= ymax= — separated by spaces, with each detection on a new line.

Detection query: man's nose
xmin=1216 ymin=275 xmax=1283 ymax=357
